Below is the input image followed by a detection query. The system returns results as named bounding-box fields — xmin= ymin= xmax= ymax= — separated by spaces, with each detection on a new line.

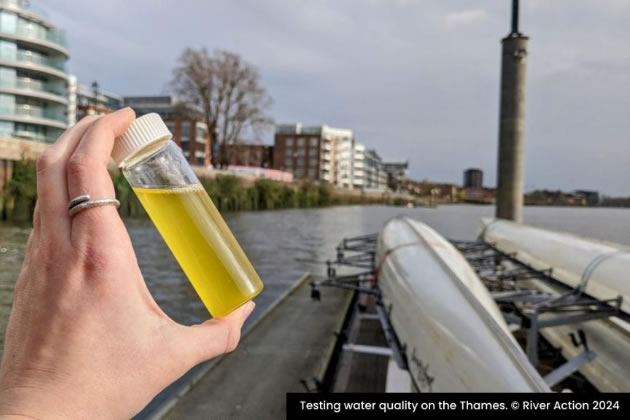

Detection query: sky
xmin=43 ymin=0 xmax=630 ymax=195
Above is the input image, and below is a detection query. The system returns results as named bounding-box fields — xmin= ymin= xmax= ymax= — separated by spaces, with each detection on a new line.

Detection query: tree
xmin=171 ymin=48 xmax=273 ymax=167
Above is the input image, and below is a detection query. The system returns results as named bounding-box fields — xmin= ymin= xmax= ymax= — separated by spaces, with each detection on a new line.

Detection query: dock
xmin=152 ymin=273 xmax=353 ymax=419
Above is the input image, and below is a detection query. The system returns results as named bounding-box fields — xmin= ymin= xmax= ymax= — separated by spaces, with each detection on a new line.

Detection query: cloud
xmin=443 ymin=9 xmax=488 ymax=28
xmin=39 ymin=0 xmax=630 ymax=195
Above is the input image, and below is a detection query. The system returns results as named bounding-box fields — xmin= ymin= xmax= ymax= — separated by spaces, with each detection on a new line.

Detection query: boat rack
xmin=309 ymin=233 xmax=623 ymax=391
xmin=451 ymin=239 xmax=626 ymax=387
xmin=308 ymin=233 xmax=410 ymax=393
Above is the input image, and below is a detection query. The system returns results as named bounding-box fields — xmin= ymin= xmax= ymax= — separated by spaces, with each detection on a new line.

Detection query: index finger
xmin=65 ymin=108 xmax=135 ymax=233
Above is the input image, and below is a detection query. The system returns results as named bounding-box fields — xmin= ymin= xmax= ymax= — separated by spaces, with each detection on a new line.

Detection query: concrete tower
xmin=495 ymin=0 xmax=528 ymax=222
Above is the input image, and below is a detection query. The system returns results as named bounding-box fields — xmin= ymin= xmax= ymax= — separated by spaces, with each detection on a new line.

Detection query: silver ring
xmin=68 ymin=194 xmax=121 ymax=217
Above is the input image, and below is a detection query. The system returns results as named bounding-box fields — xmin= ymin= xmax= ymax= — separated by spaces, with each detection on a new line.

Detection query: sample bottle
xmin=113 ymin=113 xmax=263 ymax=317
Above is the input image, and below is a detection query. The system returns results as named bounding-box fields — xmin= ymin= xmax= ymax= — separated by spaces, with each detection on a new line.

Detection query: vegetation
xmin=171 ymin=48 xmax=273 ymax=168
xmin=2 ymin=159 xmax=37 ymax=221
xmin=1 ymin=160 xmax=400 ymax=221
xmin=601 ymin=196 xmax=630 ymax=208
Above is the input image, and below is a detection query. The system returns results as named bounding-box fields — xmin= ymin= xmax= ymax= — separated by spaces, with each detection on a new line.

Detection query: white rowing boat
xmin=481 ymin=218 xmax=630 ymax=315
xmin=377 ymin=216 xmax=549 ymax=392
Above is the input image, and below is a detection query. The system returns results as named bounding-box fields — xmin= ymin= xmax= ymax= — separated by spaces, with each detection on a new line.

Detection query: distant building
xmin=219 ymin=143 xmax=273 ymax=168
xmin=574 ymin=190 xmax=600 ymax=207
xmin=351 ymin=142 xmax=365 ymax=190
xmin=0 ymin=0 xmax=70 ymax=144
xmin=68 ymin=78 xmax=122 ymax=124
xmin=273 ymin=123 xmax=350 ymax=184
xmin=525 ymin=190 xmax=587 ymax=207
xmin=383 ymin=160 xmax=409 ymax=191
xmin=399 ymin=179 xmax=459 ymax=202
xmin=364 ymin=149 xmax=388 ymax=192
xmin=123 ymin=96 xmax=210 ymax=166
xmin=464 ymin=168 xmax=483 ymax=189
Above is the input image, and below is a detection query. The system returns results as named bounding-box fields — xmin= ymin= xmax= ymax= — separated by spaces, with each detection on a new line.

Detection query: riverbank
xmin=1 ymin=159 xmax=426 ymax=221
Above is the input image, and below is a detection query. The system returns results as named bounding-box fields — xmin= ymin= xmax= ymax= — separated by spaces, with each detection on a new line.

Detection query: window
xmin=0 ymin=40 xmax=16 ymax=61
xmin=309 ymin=147 xmax=318 ymax=156
xmin=196 ymin=125 xmax=206 ymax=144
xmin=285 ymin=137 xmax=293 ymax=146
xmin=295 ymin=168 xmax=305 ymax=177
xmin=309 ymin=158 xmax=318 ymax=167
xmin=296 ymin=157 xmax=305 ymax=167
xmin=181 ymin=122 xmax=190 ymax=140
xmin=0 ymin=12 xmax=17 ymax=34
xmin=308 ymin=168 xmax=317 ymax=178
xmin=297 ymin=137 xmax=305 ymax=146
xmin=310 ymin=137 xmax=318 ymax=147
xmin=284 ymin=156 xmax=293 ymax=166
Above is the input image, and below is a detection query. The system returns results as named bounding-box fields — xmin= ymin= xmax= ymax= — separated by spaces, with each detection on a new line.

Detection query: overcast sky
xmin=43 ymin=0 xmax=629 ymax=195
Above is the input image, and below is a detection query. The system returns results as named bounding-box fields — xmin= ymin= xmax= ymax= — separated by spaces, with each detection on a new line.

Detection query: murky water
xmin=1 ymin=204 xmax=630 ymax=357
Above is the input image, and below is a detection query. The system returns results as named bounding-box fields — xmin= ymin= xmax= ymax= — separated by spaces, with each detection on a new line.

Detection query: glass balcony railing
xmin=16 ymin=50 xmax=66 ymax=70
xmin=13 ymin=104 xmax=66 ymax=122
xmin=10 ymin=129 xmax=59 ymax=143
xmin=16 ymin=78 xmax=66 ymax=96
xmin=0 ymin=78 xmax=67 ymax=97
xmin=0 ymin=49 xmax=66 ymax=72
xmin=0 ymin=0 xmax=51 ymax=19
xmin=0 ymin=8 xmax=67 ymax=49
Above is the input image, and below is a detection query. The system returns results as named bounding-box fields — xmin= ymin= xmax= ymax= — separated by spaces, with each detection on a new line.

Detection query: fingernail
xmin=113 ymin=106 xmax=133 ymax=115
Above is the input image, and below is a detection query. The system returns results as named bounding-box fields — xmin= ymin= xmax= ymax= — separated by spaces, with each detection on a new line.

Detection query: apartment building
xmin=364 ymin=149 xmax=388 ymax=192
xmin=273 ymin=123 xmax=351 ymax=183
xmin=0 ymin=0 xmax=69 ymax=144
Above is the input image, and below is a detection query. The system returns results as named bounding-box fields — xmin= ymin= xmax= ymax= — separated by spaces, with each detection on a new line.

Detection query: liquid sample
xmin=134 ymin=185 xmax=263 ymax=317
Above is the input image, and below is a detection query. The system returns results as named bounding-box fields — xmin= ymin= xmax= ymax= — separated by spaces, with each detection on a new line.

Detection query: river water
xmin=1 ymin=204 xmax=630 ymax=357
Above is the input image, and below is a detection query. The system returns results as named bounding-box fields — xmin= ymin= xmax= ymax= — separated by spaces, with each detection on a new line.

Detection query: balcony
xmin=16 ymin=49 xmax=65 ymax=70
xmin=0 ymin=104 xmax=67 ymax=129
xmin=10 ymin=129 xmax=59 ymax=143
xmin=0 ymin=24 xmax=68 ymax=57
xmin=0 ymin=78 xmax=67 ymax=105
xmin=0 ymin=51 xmax=68 ymax=80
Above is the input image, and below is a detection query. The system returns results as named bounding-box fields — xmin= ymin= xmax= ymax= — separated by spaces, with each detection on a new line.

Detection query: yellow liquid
xmin=134 ymin=185 xmax=263 ymax=317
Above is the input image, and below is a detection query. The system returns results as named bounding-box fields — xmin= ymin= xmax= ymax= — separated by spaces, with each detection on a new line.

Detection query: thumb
xmin=177 ymin=301 xmax=255 ymax=366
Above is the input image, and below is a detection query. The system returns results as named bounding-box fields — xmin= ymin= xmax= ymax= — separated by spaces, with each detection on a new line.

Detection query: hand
xmin=0 ymin=108 xmax=255 ymax=419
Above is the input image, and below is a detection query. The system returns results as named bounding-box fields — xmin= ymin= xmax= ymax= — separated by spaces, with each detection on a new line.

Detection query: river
xmin=1 ymin=204 xmax=630 ymax=358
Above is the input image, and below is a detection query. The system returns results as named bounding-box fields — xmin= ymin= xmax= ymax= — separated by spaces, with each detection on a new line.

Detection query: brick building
xmin=219 ymin=143 xmax=273 ymax=168
xmin=123 ymin=96 xmax=210 ymax=166
xmin=273 ymin=123 xmax=351 ymax=183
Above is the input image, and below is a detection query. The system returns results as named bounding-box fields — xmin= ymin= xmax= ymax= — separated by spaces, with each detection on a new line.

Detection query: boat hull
xmin=481 ymin=218 xmax=630 ymax=315
xmin=377 ymin=217 xmax=548 ymax=392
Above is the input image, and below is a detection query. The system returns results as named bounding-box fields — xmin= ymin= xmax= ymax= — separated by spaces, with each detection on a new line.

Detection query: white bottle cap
xmin=112 ymin=113 xmax=172 ymax=167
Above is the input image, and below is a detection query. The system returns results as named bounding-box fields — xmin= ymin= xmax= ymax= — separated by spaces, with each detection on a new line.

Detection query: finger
xmin=179 ymin=301 xmax=255 ymax=366
xmin=34 ymin=116 xmax=99 ymax=239
xmin=65 ymin=108 xmax=135 ymax=233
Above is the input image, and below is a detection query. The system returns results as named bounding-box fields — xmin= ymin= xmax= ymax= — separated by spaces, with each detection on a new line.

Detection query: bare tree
xmin=171 ymin=48 xmax=273 ymax=167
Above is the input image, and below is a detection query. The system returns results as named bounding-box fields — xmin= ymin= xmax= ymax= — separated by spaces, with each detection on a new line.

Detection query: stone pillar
xmin=495 ymin=12 xmax=528 ymax=222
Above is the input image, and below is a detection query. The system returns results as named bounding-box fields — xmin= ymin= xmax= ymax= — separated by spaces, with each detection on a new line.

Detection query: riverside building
xmin=0 ymin=0 xmax=69 ymax=144
xmin=123 ymin=95 xmax=210 ymax=166
xmin=273 ymin=123 xmax=352 ymax=184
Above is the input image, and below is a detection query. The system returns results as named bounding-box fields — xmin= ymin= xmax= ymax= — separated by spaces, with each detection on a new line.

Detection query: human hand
xmin=0 ymin=108 xmax=254 ymax=419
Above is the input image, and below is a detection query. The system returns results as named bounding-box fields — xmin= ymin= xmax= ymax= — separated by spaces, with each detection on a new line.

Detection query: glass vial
xmin=112 ymin=113 xmax=263 ymax=317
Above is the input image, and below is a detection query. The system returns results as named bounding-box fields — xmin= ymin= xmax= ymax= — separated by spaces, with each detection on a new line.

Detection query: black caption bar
xmin=287 ymin=393 xmax=629 ymax=419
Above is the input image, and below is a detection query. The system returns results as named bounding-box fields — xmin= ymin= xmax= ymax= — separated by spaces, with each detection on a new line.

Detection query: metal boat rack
xmin=309 ymin=233 xmax=623 ymax=390
xmin=308 ymin=233 xmax=410 ymax=392
xmin=451 ymin=239 xmax=626 ymax=387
